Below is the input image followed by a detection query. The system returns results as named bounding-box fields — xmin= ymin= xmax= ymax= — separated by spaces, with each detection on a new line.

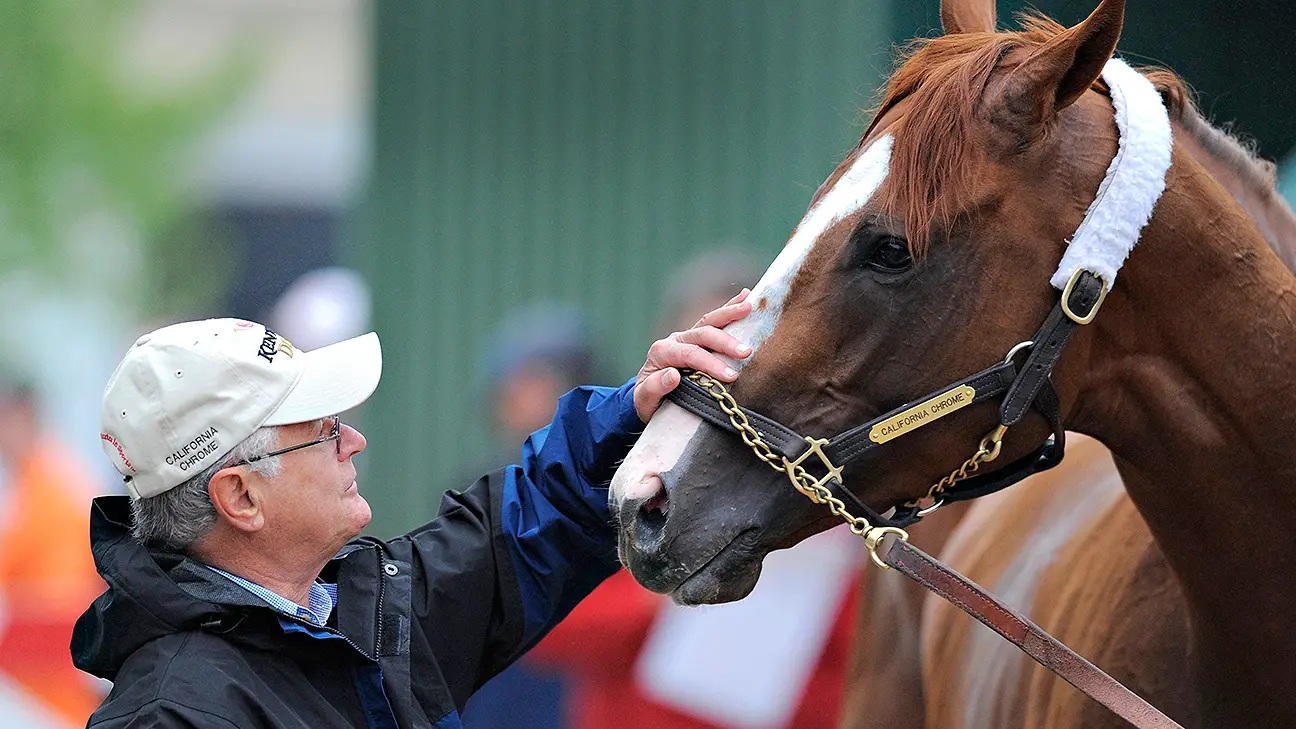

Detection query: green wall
xmin=362 ymin=2 xmax=894 ymax=533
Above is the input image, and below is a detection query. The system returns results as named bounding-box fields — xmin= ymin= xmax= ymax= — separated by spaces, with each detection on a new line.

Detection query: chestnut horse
xmin=610 ymin=0 xmax=1296 ymax=726
xmin=844 ymin=10 xmax=1296 ymax=727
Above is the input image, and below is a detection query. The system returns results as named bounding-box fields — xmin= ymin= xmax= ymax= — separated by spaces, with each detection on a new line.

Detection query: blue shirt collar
xmin=205 ymin=565 xmax=337 ymax=627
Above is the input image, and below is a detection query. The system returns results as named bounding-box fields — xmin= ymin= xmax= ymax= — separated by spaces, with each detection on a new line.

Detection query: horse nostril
xmin=642 ymin=489 xmax=669 ymax=518
xmin=636 ymin=479 xmax=671 ymax=534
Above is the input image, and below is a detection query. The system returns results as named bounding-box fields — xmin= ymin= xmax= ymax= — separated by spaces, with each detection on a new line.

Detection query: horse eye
xmin=866 ymin=237 xmax=913 ymax=274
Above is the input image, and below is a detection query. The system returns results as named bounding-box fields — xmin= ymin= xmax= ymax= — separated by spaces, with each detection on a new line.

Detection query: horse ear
xmin=941 ymin=0 xmax=996 ymax=35
xmin=998 ymin=0 xmax=1124 ymax=123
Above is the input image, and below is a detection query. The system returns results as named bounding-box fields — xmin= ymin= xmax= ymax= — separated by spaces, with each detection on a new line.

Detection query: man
xmin=72 ymin=291 xmax=752 ymax=728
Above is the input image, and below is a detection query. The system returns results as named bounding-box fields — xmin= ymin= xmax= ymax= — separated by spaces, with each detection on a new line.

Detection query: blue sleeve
xmin=500 ymin=377 xmax=642 ymax=642
xmin=390 ymin=377 xmax=642 ymax=706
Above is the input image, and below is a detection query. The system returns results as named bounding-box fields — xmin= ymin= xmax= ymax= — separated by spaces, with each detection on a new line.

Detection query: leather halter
xmin=668 ymin=269 xmax=1104 ymax=529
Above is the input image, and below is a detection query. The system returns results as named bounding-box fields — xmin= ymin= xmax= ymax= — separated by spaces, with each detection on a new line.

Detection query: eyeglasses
xmin=229 ymin=415 xmax=341 ymax=467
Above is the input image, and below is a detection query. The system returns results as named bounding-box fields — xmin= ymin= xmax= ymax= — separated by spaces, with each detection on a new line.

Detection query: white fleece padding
xmin=1049 ymin=57 xmax=1173 ymax=290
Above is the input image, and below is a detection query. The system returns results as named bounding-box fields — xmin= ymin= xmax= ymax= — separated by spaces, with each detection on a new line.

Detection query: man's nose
xmin=340 ymin=423 xmax=367 ymax=458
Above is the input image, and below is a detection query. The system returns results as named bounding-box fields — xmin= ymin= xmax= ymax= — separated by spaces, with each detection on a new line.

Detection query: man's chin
xmin=345 ymin=494 xmax=372 ymax=536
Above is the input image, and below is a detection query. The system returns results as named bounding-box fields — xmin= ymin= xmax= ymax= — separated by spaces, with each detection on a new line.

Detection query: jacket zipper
xmin=281 ymin=613 xmax=375 ymax=661
xmin=279 ymin=545 xmax=388 ymax=662
xmin=373 ymin=546 xmax=387 ymax=655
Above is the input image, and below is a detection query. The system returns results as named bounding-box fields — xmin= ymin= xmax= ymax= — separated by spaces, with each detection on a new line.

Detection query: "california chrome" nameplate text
xmin=868 ymin=385 xmax=976 ymax=444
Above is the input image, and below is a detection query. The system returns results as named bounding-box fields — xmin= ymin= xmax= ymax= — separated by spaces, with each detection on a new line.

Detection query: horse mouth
xmin=667 ymin=527 xmax=764 ymax=605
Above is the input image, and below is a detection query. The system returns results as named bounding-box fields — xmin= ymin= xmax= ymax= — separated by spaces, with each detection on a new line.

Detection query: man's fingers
xmin=635 ymin=289 xmax=754 ymax=422
xmin=694 ymin=299 xmax=754 ymax=330
xmin=656 ymin=339 xmax=738 ymax=381
xmin=657 ymin=366 xmax=678 ymax=390
xmin=634 ymin=367 xmax=679 ymax=422
xmin=672 ymin=325 xmax=751 ymax=360
xmin=726 ymin=287 xmax=752 ymax=306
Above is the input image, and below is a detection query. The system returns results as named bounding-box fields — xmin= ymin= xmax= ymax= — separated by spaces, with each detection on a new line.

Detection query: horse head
xmin=612 ymin=0 xmax=1140 ymax=605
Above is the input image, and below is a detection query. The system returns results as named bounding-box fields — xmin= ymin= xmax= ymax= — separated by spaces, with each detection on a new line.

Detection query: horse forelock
xmin=871 ymin=14 xmax=1097 ymax=256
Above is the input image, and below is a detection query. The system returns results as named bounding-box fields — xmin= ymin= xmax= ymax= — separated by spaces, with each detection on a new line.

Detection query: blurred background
xmin=2 ymin=1 xmax=1293 ymax=727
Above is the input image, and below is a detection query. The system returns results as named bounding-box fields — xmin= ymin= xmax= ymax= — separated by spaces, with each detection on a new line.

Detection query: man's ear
xmin=209 ymin=467 xmax=265 ymax=533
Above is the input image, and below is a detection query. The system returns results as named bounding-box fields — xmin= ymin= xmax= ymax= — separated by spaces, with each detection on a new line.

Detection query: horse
xmin=843 ymin=14 xmax=1296 ymax=727
xmin=609 ymin=0 xmax=1296 ymax=725
xmin=913 ymin=48 xmax=1296 ymax=729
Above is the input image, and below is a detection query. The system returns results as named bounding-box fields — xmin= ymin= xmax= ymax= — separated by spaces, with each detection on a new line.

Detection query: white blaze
xmin=610 ymin=136 xmax=894 ymax=505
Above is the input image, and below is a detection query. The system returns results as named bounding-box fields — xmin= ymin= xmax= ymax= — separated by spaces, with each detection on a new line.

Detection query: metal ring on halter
xmin=917 ymin=499 xmax=945 ymax=517
xmin=1003 ymin=340 xmax=1035 ymax=365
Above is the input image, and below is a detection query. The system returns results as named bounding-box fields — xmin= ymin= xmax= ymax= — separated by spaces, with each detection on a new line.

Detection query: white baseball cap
xmin=99 ymin=319 xmax=382 ymax=499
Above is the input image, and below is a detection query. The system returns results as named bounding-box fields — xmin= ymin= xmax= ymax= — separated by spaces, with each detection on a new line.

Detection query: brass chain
xmin=685 ymin=372 xmax=789 ymax=473
xmin=911 ymin=424 xmax=1008 ymax=509
xmin=684 ymin=371 xmax=909 ymax=568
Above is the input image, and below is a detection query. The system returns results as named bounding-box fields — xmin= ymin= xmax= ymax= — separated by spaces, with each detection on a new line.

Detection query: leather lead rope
xmin=875 ymin=533 xmax=1185 ymax=729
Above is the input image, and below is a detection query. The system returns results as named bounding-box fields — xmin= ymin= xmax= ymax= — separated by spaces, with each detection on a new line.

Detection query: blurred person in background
xmin=526 ymin=248 xmax=860 ymax=729
xmin=482 ymin=303 xmax=598 ymax=462
xmin=460 ymin=302 xmax=598 ymax=729
xmin=72 ymin=299 xmax=750 ymax=728
xmin=652 ymin=248 xmax=767 ymax=344
xmin=0 ymin=365 xmax=104 ymax=728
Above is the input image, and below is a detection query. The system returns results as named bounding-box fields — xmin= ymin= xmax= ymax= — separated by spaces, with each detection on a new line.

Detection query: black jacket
xmin=72 ymin=382 xmax=639 ymax=728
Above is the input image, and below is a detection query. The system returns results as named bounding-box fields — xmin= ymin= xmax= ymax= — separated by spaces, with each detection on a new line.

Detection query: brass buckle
xmin=1061 ymin=268 xmax=1109 ymax=325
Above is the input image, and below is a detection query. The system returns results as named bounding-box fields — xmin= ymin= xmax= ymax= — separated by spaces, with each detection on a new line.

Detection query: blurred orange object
xmin=0 ymin=441 xmax=105 ymax=727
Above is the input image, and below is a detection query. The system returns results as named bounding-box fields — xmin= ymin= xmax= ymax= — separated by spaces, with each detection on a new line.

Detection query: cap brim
xmin=263 ymin=332 xmax=382 ymax=426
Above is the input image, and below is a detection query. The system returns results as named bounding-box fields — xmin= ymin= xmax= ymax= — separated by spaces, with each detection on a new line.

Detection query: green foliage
xmin=0 ymin=0 xmax=248 ymax=314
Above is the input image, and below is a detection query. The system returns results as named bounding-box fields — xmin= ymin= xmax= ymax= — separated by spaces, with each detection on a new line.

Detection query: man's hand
xmin=634 ymin=289 xmax=754 ymax=422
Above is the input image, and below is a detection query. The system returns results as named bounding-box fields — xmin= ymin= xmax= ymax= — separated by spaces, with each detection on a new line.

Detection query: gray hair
xmin=131 ymin=427 xmax=283 ymax=551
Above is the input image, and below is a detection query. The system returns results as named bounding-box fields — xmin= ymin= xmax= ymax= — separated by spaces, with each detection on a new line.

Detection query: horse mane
xmin=1145 ymin=70 xmax=1276 ymax=188
xmin=1146 ymin=69 xmax=1296 ymax=269
xmin=873 ymin=14 xmax=1293 ymax=263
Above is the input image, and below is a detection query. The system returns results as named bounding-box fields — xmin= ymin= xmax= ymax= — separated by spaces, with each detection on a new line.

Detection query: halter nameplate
xmin=868 ymin=385 xmax=977 ymax=444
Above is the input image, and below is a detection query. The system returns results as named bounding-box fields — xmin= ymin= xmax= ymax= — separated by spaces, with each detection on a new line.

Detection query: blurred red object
xmin=527 ymin=569 xmax=858 ymax=729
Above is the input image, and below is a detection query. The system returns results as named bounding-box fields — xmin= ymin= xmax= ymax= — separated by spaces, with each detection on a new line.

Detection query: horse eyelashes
xmin=851 ymin=228 xmax=914 ymax=274
xmin=867 ymin=238 xmax=915 ymax=273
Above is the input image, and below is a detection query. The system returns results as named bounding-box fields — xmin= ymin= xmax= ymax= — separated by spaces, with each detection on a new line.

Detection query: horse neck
xmin=1172 ymin=114 xmax=1296 ymax=269
xmin=1066 ymin=142 xmax=1296 ymax=719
